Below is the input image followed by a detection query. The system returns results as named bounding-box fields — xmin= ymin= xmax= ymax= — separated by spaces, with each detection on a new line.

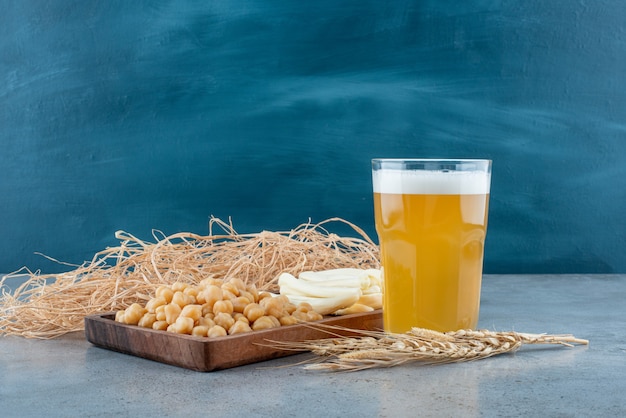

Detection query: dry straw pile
xmin=0 ymin=217 xmax=379 ymax=339
xmin=270 ymin=324 xmax=589 ymax=372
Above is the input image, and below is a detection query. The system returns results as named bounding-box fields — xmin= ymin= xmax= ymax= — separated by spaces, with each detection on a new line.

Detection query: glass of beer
xmin=372 ymin=159 xmax=491 ymax=333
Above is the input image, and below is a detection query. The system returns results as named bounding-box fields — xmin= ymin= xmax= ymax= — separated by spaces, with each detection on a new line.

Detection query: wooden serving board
xmin=84 ymin=310 xmax=382 ymax=372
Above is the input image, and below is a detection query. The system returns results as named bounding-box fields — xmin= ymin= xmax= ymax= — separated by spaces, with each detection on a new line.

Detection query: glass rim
xmin=372 ymin=158 xmax=492 ymax=174
xmin=372 ymin=158 xmax=491 ymax=163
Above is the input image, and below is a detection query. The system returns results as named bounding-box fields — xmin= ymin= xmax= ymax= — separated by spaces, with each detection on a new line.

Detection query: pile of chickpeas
xmin=115 ymin=277 xmax=323 ymax=337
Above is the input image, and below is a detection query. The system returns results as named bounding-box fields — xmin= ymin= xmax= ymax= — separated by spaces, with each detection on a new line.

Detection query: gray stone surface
xmin=1 ymin=275 xmax=624 ymax=417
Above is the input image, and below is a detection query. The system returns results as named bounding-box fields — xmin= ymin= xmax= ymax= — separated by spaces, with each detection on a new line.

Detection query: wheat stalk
xmin=268 ymin=324 xmax=589 ymax=371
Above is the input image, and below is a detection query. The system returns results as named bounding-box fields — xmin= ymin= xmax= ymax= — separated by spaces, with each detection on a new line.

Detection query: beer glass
xmin=372 ymin=159 xmax=491 ymax=333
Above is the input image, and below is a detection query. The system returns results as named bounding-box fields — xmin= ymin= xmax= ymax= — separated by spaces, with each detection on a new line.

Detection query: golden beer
xmin=372 ymin=160 xmax=491 ymax=333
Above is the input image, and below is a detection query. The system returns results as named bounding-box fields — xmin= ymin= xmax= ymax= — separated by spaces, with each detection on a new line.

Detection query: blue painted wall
xmin=1 ymin=1 xmax=625 ymax=274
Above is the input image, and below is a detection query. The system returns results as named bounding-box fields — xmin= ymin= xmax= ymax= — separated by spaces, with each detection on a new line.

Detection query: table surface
xmin=1 ymin=274 xmax=625 ymax=418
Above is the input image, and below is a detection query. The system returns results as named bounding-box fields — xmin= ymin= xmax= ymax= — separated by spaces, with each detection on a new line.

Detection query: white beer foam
xmin=373 ymin=169 xmax=491 ymax=195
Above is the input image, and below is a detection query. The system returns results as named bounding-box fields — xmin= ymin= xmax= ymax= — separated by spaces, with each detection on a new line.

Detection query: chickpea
xmin=200 ymin=285 xmax=223 ymax=308
xmin=200 ymin=277 xmax=223 ymax=288
xmin=201 ymin=302 xmax=213 ymax=316
xmin=197 ymin=317 xmax=215 ymax=328
xmin=169 ymin=316 xmax=194 ymax=334
xmin=295 ymin=302 xmax=314 ymax=313
xmin=239 ymin=290 xmax=255 ymax=305
xmin=261 ymin=297 xmax=286 ymax=319
xmin=152 ymin=320 xmax=169 ymax=331
xmin=198 ymin=277 xmax=218 ymax=288
xmin=171 ymin=291 xmax=185 ymax=308
xmin=257 ymin=292 xmax=273 ymax=303
xmin=306 ymin=311 xmax=323 ymax=322
xmin=180 ymin=304 xmax=203 ymax=322
xmin=233 ymin=313 xmax=249 ymax=324
xmin=268 ymin=315 xmax=281 ymax=328
xmin=208 ymin=325 xmax=227 ymax=338
xmin=231 ymin=278 xmax=247 ymax=290
xmin=243 ymin=303 xmax=265 ymax=323
xmin=115 ymin=310 xmax=125 ymax=323
xmin=228 ymin=320 xmax=252 ymax=335
xmin=214 ymin=312 xmax=235 ymax=331
xmin=195 ymin=291 xmax=207 ymax=305
xmin=213 ymin=299 xmax=234 ymax=316
xmin=291 ymin=310 xmax=308 ymax=322
xmin=155 ymin=286 xmax=174 ymax=303
xmin=283 ymin=302 xmax=297 ymax=315
xmin=138 ymin=313 xmax=157 ymax=329
xmin=274 ymin=294 xmax=291 ymax=305
xmin=171 ymin=282 xmax=188 ymax=292
xmin=231 ymin=296 xmax=251 ymax=314
xmin=279 ymin=315 xmax=299 ymax=326
xmin=145 ymin=296 xmax=167 ymax=313
xmin=183 ymin=286 xmax=199 ymax=299
xmin=155 ymin=305 xmax=167 ymax=322
xmin=258 ymin=295 xmax=272 ymax=308
xmin=172 ymin=291 xmax=194 ymax=308
xmin=164 ymin=303 xmax=182 ymax=324
xmin=124 ymin=303 xmax=147 ymax=325
xmin=252 ymin=315 xmax=278 ymax=331
xmin=192 ymin=325 xmax=210 ymax=337
xmin=245 ymin=285 xmax=259 ymax=303
xmin=221 ymin=289 xmax=237 ymax=300
xmin=221 ymin=282 xmax=240 ymax=297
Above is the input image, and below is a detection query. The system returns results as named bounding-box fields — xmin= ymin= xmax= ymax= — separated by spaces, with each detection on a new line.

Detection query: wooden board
xmin=84 ymin=310 xmax=382 ymax=372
